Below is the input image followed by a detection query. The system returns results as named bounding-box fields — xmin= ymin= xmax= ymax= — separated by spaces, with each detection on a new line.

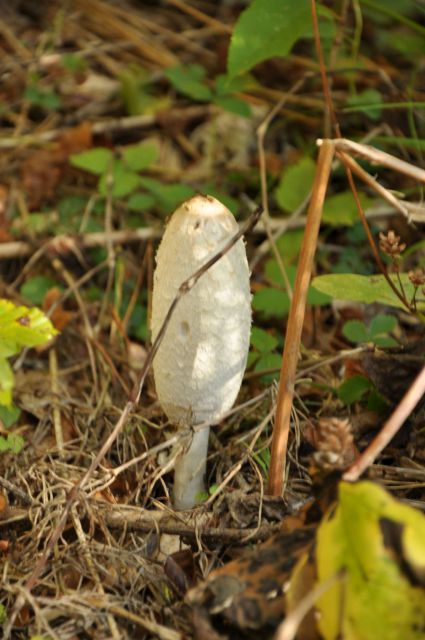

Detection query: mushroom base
xmin=173 ymin=426 xmax=210 ymax=510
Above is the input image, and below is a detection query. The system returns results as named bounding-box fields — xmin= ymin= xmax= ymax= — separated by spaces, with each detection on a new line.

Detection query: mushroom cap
xmin=151 ymin=195 xmax=251 ymax=425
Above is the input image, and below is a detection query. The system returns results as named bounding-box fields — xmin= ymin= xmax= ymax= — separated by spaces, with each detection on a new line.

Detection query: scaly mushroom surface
xmin=151 ymin=194 xmax=251 ymax=509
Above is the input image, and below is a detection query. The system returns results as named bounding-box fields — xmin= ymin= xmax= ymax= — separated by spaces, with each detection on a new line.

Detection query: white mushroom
xmin=151 ymin=195 xmax=251 ymax=509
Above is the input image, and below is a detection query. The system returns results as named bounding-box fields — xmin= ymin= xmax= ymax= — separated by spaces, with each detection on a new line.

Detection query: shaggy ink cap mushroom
xmin=151 ymin=195 xmax=251 ymax=510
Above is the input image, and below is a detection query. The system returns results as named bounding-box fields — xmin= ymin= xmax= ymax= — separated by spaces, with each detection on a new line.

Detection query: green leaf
xmin=127 ymin=192 xmax=156 ymax=212
xmin=0 ymin=300 xmax=58 ymax=360
xmin=98 ymin=160 xmax=141 ymax=197
xmin=139 ymin=177 xmax=196 ymax=213
xmin=373 ymin=335 xmax=398 ymax=348
xmin=213 ymin=95 xmax=251 ymax=117
xmin=20 ymin=276 xmax=60 ymax=306
xmin=252 ymin=288 xmax=290 ymax=318
xmin=214 ymin=74 xmax=251 ymax=95
xmin=345 ymin=88 xmax=383 ymax=120
xmin=322 ymin=191 xmax=377 ymax=226
xmin=311 ymin=273 xmax=420 ymax=310
xmin=70 ymin=148 xmax=113 ymax=175
xmin=251 ymin=327 xmax=279 ymax=352
xmin=0 ymin=404 xmax=21 ymax=428
xmin=228 ymin=0 xmax=310 ymax=78
xmin=275 ymin=156 xmax=316 ymax=213
xmin=342 ymin=319 xmax=370 ymax=344
xmin=165 ymin=64 xmax=212 ymax=101
xmin=338 ymin=374 xmax=373 ymax=405
xmin=254 ymin=352 xmax=282 ymax=381
xmin=0 ymin=433 xmax=24 ymax=454
xmin=265 ymin=262 xmax=331 ymax=307
xmin=0 ymin=358 xmax=14 ymax=406
xmin=122 ymin=143 xmax=158 ymax=171
xmin=275 ymin=230 xmax=305 ymax=264
xmin=369 ymin=314 xmax=397 ymax=338
xmin=316 ymin=481 xmax=425 ymax=640
xmin=24 ymin=84 xmax=61 ymax=110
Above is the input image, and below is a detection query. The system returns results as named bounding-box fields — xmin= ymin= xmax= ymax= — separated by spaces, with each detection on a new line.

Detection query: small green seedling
xmin=248 ymin=327 xmax=281 ymax=382
xmin=70 ymin=143 xmax=195 ymax=214
xmin=342 ymin=314 xmax=398 ymax=348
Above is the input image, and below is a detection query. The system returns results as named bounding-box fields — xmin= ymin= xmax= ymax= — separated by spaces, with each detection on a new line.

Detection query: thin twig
xmin=321 ymin=138 xmax=425 ymax=184
xmin=343 ymin=365 xmax=425 ymax=482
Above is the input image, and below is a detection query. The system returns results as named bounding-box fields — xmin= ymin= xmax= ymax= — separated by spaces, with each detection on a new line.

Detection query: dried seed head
xmin=408 ymin=268 xmax=425 ymax=287
xmin=379 ymin=230 xmax=406 ymax=256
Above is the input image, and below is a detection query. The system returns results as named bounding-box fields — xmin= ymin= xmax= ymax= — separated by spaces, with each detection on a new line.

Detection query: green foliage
xmin=165 ymin=64 xmax=213 ymax=101
xmin=338 ymin=374 xmax=374 ymax=406
xmin=275 ymin=156 xmax=316 ymax=213
xmin=343 ymin=314 xmax=398 ymax=347
xmin=165 ymin=64 xmax=251 ymax=117
xmin=322 ymin=191 xmax=377 ymax=226
xmin=20 ymin=276 xmax=61 ymax=306
xmin=311 ymin=273 xmax=422 ymax=310
xmin=120 ymin=65 xmax=171 ymax=116
xmin=253 ymin=447 xmax=271 ymax=475
xmin=316 ymin=481 xmax=425 ymax=640
xmin=345 ymin=88 xmax=383 ymax=120
xmin=0 ymin=299 xmax=57 ymax=406
xmin=0 ymin=404 xmax=21 ymax=428
xmin=249 ymin=327 xmax=281 ymax=381
xmin=70 ymin=147 xmax=113 ymax=175
xmin=24 ymin=75 xmax=61 ymax=111
xmin=227 ymin=0 xmax=310 ymax=78
xmin=70 ymin=143 xmax=196 ymax=214
xmin=0 ymin=433 xmax=25 ymax=454
xmin=254 ymin=263 xmax=331 ymax=318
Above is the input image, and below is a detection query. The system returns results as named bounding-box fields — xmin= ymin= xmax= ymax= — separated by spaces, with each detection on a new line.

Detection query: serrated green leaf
xmin=342 ymin=319 xmax=370 ymax=344
xmin=251 ymin=326 xmax=279 ymax=352
xmin=316 ymin=481 xmax=425 ymax=640
xmin=338 ymin=374 xmax=373 ymax=405
xmin=311 ymin=273 xmax=420 ymax=310
xmin=20 ymin=276 xmax=60 ymax=306
xmin=165 ymin=64 xmax=212 ymax=101
xmin=70 ymin=148 xmax=113 ymax=175
xmin=228 ymin=0 xmax=310 ymax=78
xmin=122 ymin=143 xmax=158 ymax=171
xmin=275 ymin=156 xmax=316 ymax=213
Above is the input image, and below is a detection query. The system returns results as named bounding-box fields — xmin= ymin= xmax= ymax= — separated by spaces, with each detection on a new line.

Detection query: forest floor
xmin=0 ymin=1 xmax=424 ymax=639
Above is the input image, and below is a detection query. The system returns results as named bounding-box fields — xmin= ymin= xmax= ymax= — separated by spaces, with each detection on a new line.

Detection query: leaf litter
xmin=0 ymin=1 xmax=424 ymax=638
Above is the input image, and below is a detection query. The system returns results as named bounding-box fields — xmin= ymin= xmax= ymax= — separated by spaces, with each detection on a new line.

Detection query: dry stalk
xmin=268 ymin=140 xmax=334 ymax=496
xmin=344 ymin=365 xmax=425 ymax=482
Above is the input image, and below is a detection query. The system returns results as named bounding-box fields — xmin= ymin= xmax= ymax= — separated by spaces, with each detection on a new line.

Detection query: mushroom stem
xmin=173 ymin=426 xmax=210 ymax=510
